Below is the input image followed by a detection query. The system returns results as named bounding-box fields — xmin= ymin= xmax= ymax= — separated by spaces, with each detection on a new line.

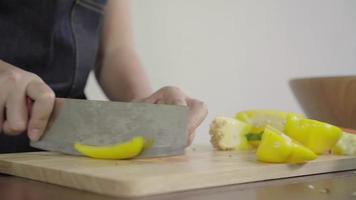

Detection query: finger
xmin=186 ymin=98 xmax=208 ymax=142
xmin=156 ymin=99 xmax=165 ymax=104
xmin=26 ymin=80 xmax=55 ymax=141
xmin=0 ymin=99 xmax=4 ymax=133
xmin=0 ymin=84 xmax=5 ymax=133
xmin=26 ymin=96 xmax=33 ymax=117
xmin=168 ymin=98 xmax=187 ymax=106
xmin=142 ymin=92 xmax=161 ymax=104
xmin=188 ymin=130 xmax=196 ymax=146
xmin=2 ymin=87 xmax=28 ymax=135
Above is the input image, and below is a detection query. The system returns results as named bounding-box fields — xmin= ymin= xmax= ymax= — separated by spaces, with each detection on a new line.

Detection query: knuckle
xmin=172 ymin=97 xmax=184 ymax=102
xmin=40 ymin=91 xmax=55 ymax=101
xmin=3 ymin=69 xmax=22 ymax=83
xmin=30 ymin=73 xmax=46 ymax=83
xmin=172 ymin=98 xmax=186 ymax=104
xmin=30 ymin=73 xmax=41 ymax=79
xmin=162 ymin=86 xmax=181 ymax=92
xmin=194 ymin=100 xmax=208 ymax=114
xmin=5 ymin=122 xmax=27 ymax=134
xmin=36 ymin=87 xmax=55 ymax=102
xmin=196 ymin=99 xmax=207 ymax=107
xmin=201 ymin=101 xmax=208 ymax=110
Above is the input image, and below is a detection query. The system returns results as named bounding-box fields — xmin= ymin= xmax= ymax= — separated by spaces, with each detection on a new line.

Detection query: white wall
xmin=85 ymin=0 xmax=356 ymax=144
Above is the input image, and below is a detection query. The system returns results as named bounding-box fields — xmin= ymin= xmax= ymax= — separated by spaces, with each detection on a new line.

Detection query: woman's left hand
xmin=138 ymin=86 xmax=208 ymax=145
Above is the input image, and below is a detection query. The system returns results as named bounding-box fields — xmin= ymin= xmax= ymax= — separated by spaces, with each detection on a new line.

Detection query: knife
xmin=30 ymin=98 xmax=189 ymax=158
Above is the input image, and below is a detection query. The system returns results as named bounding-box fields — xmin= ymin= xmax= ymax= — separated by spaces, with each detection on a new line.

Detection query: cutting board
xmin=0 ymin=146 xmax=355 ymax=197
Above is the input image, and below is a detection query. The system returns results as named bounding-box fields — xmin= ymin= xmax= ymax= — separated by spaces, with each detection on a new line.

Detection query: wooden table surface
xmin=1 ymin=170 xmax=355 ymax=200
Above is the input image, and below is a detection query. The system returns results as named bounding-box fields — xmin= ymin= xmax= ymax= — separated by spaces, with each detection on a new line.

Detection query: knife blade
xmin=30 ymin=98 xmax=189 ymax=158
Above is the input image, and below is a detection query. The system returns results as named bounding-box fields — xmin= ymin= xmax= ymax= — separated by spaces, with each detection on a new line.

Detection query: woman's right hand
xmin=0 ymin=60 xmax=55 ymax=141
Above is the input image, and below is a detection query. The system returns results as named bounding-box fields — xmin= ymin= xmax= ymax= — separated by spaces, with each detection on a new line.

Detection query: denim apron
xmin=0 ymin=0 xmax=107 ymax=153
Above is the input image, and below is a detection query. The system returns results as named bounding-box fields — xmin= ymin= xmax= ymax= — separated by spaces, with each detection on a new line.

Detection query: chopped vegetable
xmin=210 ymin=117 xmax=253 ymax=151
xmin=331 ymin=131 xmax=356 ymax=155
xmin=210 ymin=109 xmax=351 ymax=164
xmin=236 ymin=110 xmax=303 ymax=147
xmin=256 ymin=126 xmax=317 ymax=163
xmin=236 ymin=110 xmax=304 ymax=133
xmin=285 ymin=115 xmax=342 ymax=154
xmin=245 ymin=132 xmax=263 ymax=141
xmin=74 ymin=136 xmax=145 ymax=159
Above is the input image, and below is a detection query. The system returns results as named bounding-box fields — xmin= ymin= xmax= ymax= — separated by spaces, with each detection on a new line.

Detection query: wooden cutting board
xmin=0 ymin=145 xmax=355 ymax=197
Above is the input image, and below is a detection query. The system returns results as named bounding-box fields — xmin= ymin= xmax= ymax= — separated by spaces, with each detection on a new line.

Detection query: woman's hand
xmin=0 ymin=60 xmax=55 ymax=141
xmin=98 ymin=2 xmax=207 ymax=145
xmin=139 ymin=86 xmax=208 ymax=145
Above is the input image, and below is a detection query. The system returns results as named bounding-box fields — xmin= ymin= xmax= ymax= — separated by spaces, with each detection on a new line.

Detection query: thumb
xmin=186 ymin=98 xmax=208 ymax=142
xmin=141 ymin=92 xmax=161 ymax=104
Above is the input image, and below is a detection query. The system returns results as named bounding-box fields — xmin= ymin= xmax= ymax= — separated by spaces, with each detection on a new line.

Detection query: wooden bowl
xmin=289 ymin=76 xmax=356 ymax=129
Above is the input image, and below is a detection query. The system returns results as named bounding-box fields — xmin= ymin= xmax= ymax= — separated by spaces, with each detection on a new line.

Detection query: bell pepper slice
xmin=256 ymin=125 xmax=317 ymax=163
xmin=236 ymin=110 xmax=304 ymax=133
xmin=284 ymin=115 xmax=342 ymax=154
xmin=235 ymin=110 xmax=303 ymax=147
xmin=210 ymin=117 xmax=253 ymax=150
xmin=332 ymin=131 xmax=356 ymax=155
xmin=74 ymin=136 xmax=145 ymax=159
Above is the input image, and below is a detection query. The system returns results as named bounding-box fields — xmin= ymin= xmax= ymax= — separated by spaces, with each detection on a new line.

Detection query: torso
xmin=0 ymin=0 xmax=107 ymax=98
xmin=0 ymin=0 xmax=107 ymax=153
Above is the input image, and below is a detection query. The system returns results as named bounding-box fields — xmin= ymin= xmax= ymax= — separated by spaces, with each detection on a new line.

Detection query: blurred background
xmin=85 ymin=0 xmax=356 ymax=144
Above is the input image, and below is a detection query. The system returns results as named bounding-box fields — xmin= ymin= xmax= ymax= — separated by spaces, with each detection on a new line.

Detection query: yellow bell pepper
xmin=74 ymin=136 xmax=145 ymax=159
xmin=210 ymin=117 xmax=253 ymax=150
xmin=284 ymin=115 xmax=342 ymax=154
xmin=256 ymin=126 xmax=317 ymax=163
xmin=331 ymin=131 xmax=356 ymax=155
xmin=235 ymin=110 xmax=304 ymax=147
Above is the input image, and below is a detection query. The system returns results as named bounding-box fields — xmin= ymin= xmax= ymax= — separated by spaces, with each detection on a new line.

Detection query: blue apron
xmin=0 ymin=0 xmax=107 ymax=153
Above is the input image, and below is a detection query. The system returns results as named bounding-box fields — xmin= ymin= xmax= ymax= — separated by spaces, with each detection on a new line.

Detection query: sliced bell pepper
xmin=284 ymin=115 xmax=342 ymax=154
xmin=235 ymin=110 xmax=304 ymax=147
xmin=256 ymin=125 xmax=317 ymax=163
xmin=331 ymin=131 xmax=356 ymax=155
xmin=210 ymin=117 xmax=253 ymax=150
xmin=74 ymin=136 xmax=145 ymax=159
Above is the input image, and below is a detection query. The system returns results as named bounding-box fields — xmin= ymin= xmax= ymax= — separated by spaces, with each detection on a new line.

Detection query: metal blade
xmin=30 ymin=98 xmax=189 ymax=158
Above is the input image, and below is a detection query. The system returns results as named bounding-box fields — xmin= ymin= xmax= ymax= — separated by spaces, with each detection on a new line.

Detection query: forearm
xmin=96 ymin=48 xmax=152 ymax=102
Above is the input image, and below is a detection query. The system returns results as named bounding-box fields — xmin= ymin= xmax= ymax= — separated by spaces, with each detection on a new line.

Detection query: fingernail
xmin=29 ymin=129 xmax=40 ymax=141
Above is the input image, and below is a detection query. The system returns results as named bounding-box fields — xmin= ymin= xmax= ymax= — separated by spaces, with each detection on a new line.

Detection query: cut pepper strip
xmin=284 ymin=115 xmax=342 ymax=154
xmin=210 ymin=117 xmax=253 ymax=151
xmin=256 ymin=125 xmax=317 ymax=163
xmin=74 ymin=136 xmax=145 ymax=160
